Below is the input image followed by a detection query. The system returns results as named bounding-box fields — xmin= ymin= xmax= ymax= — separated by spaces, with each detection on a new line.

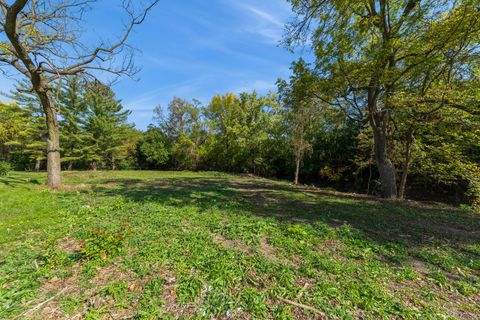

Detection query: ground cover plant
xmin=0 ymin=171 xmax=479 ymax=319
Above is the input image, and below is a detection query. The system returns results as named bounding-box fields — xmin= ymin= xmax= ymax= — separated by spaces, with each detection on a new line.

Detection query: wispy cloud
xmin=121 ymin=75 xmax=213 ymax=111
xmin=230 ymin=1 xmax=289 ymax=43
xmin=241 ymin=4 xmax=284 ymax=28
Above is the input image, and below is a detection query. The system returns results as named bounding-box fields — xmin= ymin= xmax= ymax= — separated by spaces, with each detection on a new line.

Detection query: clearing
xmin=0 ymin=171 xmax=479 ymax=319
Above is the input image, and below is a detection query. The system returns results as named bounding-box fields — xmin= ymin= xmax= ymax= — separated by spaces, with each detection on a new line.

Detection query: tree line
xmin=1 ymin=0 xmax=479 ymax=208
xmin=1 ymin=78 xmax=135 ymax=171
xmin=1 ymin=69 xmax=479 ymax=208
xmin=1 ymin=0 xmax=159 ymax=189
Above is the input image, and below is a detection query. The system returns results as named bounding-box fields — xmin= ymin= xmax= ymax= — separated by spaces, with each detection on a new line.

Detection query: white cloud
xmin=230 ymin=1 xmax=290 ymax=43
xmin=121 ymin=75 xmax=212 ymax=110
xmin=241 ymin=4 xmax=284 ymax=27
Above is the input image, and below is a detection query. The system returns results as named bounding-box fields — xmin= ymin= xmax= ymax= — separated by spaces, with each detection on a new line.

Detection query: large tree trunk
xmin=373 ymin=128 xmax=397 ymax=198
xmin=398 ymin=128 xmax=414 ymax=199
xmin=368 ymin=89 xmax=397 ymax=199
xmin=36 ymin=88 xmax=61 ymax=189
xmin=4 ymin=2 xmax=61 ymax=189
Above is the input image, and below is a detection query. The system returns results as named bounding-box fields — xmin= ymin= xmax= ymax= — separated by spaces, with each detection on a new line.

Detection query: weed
xmin=0 ymin=161 xmax=11 ymax=176
xmin=81 ymin=227 xmax=128 ymax=260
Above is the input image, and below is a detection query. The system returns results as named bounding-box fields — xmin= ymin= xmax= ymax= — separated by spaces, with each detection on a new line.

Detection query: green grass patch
xmin=0 ymin=171 xmax=479 ymax=319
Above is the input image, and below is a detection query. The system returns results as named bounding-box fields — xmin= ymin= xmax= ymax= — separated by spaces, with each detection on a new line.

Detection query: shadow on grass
xmin=0 ymin=175 xmax=41 ymax=188
xmin=88 ymin=176 xmax=480 ymax=254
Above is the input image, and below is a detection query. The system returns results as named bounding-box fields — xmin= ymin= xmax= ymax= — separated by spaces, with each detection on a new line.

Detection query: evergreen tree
xmin=6 ymin=81 xmax=46 ymax=171
xmin=83 ymin=81 xmax=132 ymax=170
xmin=58 ymin=76 xmax=88 ymax=170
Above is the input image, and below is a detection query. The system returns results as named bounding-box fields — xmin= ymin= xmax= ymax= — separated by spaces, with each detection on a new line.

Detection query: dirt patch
xmin=211 ymin=234 xmax=293 ymax=265
xmin=57 ymin=237 xmax=84 ymax=254
xmin=21 ymin=264 xmax=82 ymax=319
xmin=37 ymin=263 xmax=82 ymax=293
xmin=388 ymin=275 xmax=480 ymax=320
xmin=436 ymin=223 xmax=480 ymax=239
xmin=258 ymin=237 xmax=294 ymax=265
xmin=212 ymin=234 xmax=254 ymax=255
xmin=404 ymin=258 xmax=430 ymax=274
xmin=236 ymin=191 xmax=281 ymax=208
xmin=24 ymin=263 xmax=138 ymax=319
xmin=156 ymin=268 xmax=198 ymax=318
xmin=157 ymin=269 xmax=177 ymax=313
xmin=259 ymin=237 xmax=279 ymax=261
xmin=322 ymin=239 xmax=345 ymax=251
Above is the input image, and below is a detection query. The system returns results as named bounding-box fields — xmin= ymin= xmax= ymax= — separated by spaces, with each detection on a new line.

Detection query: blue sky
xmin=1 ymin=0 xmax=311 ymax=130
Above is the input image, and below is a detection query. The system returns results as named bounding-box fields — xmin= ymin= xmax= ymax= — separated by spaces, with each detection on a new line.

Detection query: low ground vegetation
xmin=1 ymin=171 xmax=478 ymax=319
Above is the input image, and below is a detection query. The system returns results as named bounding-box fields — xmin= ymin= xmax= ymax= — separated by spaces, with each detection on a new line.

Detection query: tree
xmin=58 ymin=76 xmax=87 ymax=170
xmin=121 ymin=127 xmax=143 ymax=170
xmin=6 ymin=80 xmax=47 ymax=170
xmin=236 ymin=92 xmax=281 ymax=176
xmin=278 ymin=59 xmax=320 ymax=185
xmin=0 ymin=101 xmax=46 ymax=171
xmin=155 ymin=97 xmax=205 ymax=170
xmin=83 ymin=81 xmax=131 ymax=170
xmin=0 ymin=0 xmax=159 ymax=188
xmin=203 ymin=93 xmax=240 ymax=171
xmin=203 ymin=92 xmax=280 ymax=174
xmin=154 ymin=98 xmax=203 ymax=141
xmin=138 ymin=126 xmax=170 ymax=169
xmin=171 ymin=133 xmax=200 ymax=170
xmin=0 ymin=101 xmax=27 ymax=161
xmin=285 ymin=0 xmax=480 ymax=198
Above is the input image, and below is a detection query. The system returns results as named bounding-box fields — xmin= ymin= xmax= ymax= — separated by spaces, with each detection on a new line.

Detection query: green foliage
xmin=3 ymin=78 xmax=138 ymax=171
xmin=138 ymin=126 xmax=170 ymax=168
xmin=277 ymin=59 xmax=322 ymax=183
xmin=81 ymin=227 xmax=128 ymax=260
xmin=202 ymin=91 xmax=283 ymax=175
xmin=284 ymin=0 xmax=480 ymax=200
xmin=0 ymin=102 xmax=29 ymax=161
xmin=1 ymin=89 xmax=46 ymax=170
xmin=0 ymin=161 xmax=12 ymax=176
xmin=171 ymin=134 xmax=200 ymax=170
xmin=58 ymin=76 xmax=89 ymax=169
xmin=82 ymin=81 xmax=132 ymax=170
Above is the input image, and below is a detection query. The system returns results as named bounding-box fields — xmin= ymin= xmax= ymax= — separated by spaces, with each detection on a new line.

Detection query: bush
xmin=0 ymin=161 xmax=12 ymax=176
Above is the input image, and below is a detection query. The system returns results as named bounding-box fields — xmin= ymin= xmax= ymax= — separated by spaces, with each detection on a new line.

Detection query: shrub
xmin=0 ymin=161 xmax=12 ymax=176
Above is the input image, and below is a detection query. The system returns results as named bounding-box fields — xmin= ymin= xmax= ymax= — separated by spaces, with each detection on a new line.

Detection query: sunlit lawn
xmin=0 ymin=171 xmax=479 ymax=319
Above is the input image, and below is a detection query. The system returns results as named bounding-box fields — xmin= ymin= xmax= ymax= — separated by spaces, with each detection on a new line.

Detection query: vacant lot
xmin=0 ymin=171 xmax=479 ymax=319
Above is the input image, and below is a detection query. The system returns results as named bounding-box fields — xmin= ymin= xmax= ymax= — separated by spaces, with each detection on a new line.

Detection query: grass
xmin=0 ymin=171 xmax=479 ymax=319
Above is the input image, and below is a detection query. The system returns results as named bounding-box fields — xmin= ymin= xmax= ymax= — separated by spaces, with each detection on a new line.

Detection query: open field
xmin=0 ymin=171 xmax=479 ymax=319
